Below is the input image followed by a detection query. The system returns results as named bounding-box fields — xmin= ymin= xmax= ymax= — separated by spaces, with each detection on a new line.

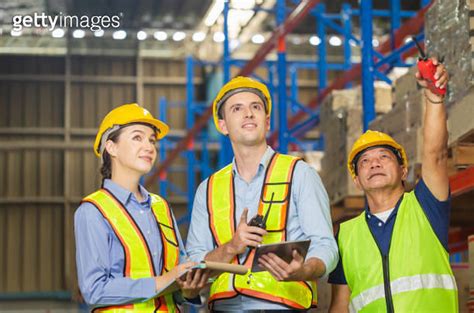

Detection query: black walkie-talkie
xmin=248 ymin=192 xmax=275 ymax=230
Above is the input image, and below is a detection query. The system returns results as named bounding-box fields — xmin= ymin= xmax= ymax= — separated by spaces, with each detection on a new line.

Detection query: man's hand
xmin=227 ymin=208 xmax=267 ymax=255
xmin=415 ymin=57 xmax=448 ymax=100
xmin=258 ymin=250 xmax=305 ymax=281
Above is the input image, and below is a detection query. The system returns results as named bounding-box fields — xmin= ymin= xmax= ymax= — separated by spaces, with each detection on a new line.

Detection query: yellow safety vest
xmin=83 ymin=189 xmax=180 ymax=312
xmin=338 ymin=191 xmax=458 ymax=313
xmin=207 ymin=153 xmax=317 ymax=310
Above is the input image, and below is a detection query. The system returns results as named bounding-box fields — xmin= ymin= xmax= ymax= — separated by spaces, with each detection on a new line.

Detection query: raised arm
xmin=416 ymin=58 xmax=449 ymax=200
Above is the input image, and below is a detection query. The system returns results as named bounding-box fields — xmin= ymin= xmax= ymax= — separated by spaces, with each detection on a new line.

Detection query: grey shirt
xmin=186 ymin=146 xmax=338 ymax=311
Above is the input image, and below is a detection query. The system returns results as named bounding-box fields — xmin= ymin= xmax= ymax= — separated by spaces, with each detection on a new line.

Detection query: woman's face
xmin=105 ymin=124 xmax=157 ymax=177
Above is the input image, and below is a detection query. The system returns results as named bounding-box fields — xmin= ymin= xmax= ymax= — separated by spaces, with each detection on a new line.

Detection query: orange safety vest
xmin=207 ymin=153 xmax=318 ymax=310
xmin=83 ymin=189 xmax=180 ymax=312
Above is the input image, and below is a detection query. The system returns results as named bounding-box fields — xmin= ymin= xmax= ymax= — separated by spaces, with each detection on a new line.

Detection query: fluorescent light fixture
xmin=372 ymin=38 xmax=379 ymax=47
xmin=290 ymin=36 xmax=302 ymax=45
xmin=230 ymin=39 xmax=240 ymax=51
xmin=349 ymin=38 xmax=357 ymax=47
xmin=231 ymin=0 xmax=255 ymax=10
xmin=113 ymin=30 xmax=127 ymax=40
xmin=137 ymin=31 xmax=147 ymax=40
xmin=251 ymin=34 xmax=264 ymax=44
xmin=329 ymin=35 xmax=342 ymax=46
xmin=72 ymin=29 xmax=85 ymax=38
xmin=154 ymin=31 xmax=168 ymax=41
xmin=213 ymin=31 xmax=225 ymax=43
xmin=205 ymin=0 xmax=225 ymax=27
xmin=51 ymin=28 xmax=65 ymax=38
xmin=172 ymin=31 xmax=186 ymax=41
xmin=11 ymin=29 xmax=22 ymax=37
xmin=94 ymin=29 xmax=104 ymax=37
xmin=192 ymin=31 xmax=206 ymax=42
xmin=309 ymin=35 xmax=321 ymax=46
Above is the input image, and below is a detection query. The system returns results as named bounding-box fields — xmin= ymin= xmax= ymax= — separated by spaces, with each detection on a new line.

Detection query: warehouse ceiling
xmin=1 ymin=0 xmax=422 ymax=32
xmin=0 ymin=0 xmax=423 ymax=58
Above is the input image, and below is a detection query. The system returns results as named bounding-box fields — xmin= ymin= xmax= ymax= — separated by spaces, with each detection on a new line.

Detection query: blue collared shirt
xmin=186 ymin=146 xmax=339 ymax=311
xmin=328 ymin=178 xmax=451 ymax=284
xmin=74 ymin=179 xmax=190 ymax=307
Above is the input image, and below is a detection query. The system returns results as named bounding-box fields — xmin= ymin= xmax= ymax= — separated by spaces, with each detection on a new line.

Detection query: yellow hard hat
xmin=347 ymin=130 xmax=408 ymax=178
xmin=93 ymin=103 xmax=169 ymax=157
xmin=212 ymin=76 xmax=272 ymax=134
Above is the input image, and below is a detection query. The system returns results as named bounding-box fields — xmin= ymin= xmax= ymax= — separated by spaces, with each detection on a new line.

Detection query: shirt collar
xmin=365 ymin=193 xmax=404 ymax=221
xmin=102 ymin=179 xmax=151 ymax=207
xmin=231 ymin=146 xmax=276 ymax=177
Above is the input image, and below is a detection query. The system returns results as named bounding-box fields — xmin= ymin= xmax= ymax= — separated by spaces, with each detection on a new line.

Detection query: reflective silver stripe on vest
xmin=349 ymin=274 xmax=457 ymax=313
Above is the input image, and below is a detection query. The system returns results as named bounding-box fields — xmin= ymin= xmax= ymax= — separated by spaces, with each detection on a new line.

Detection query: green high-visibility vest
xmin=338 ymin=191 xmax=458 ymax=313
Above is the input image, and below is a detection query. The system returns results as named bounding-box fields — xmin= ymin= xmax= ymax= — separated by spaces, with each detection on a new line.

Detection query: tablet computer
xmin=251 ymin=239 xmax=311 ymax=272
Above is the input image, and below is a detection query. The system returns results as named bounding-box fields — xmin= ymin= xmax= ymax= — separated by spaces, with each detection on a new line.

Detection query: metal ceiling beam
xmin=145 ymin=0 xmax=321 ymax=186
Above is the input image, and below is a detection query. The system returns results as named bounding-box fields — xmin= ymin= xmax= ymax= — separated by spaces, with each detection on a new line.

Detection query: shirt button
xmin=367 ymin=215 xmax=371 ymax=219
xmin=147 ymin=230 xmax=151 ymax=235
xmin=378 ymin=222 xmax=383 ymax=227
xmin=153 ymin=252 xmax=157 ymax=256
xmin=140 ymin=210 xmax=144 ymax=214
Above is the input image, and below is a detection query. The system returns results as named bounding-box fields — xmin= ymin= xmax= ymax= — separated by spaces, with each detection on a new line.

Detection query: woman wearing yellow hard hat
xmin=74 ymin=103 xmax=208 ymax=312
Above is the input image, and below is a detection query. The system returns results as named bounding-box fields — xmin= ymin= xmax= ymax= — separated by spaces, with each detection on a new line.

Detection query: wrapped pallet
xmin=425 ymin=0 xmax=473 ymax=104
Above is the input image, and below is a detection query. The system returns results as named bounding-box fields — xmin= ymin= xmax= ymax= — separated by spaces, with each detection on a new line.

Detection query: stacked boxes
xmin=370 ymin=67 xmax=424 ymax=185
xmin=320 ymin=85 xmax=392 ymax=204
xmin=425 ymin=0 xmax=473 ymax=104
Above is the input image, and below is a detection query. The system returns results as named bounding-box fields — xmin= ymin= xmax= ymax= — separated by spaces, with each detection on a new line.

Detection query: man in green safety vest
xmin=328 ymin=58 xmax=458 ymax=313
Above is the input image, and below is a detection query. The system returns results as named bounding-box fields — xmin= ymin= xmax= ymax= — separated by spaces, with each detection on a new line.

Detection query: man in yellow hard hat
xmin=75 ymin=103 xmax=209 ymax=311
xmin=328 ymin=59 xmax=458 ymax=312
xmin=186 ymin=76 xmax=338 ymax=311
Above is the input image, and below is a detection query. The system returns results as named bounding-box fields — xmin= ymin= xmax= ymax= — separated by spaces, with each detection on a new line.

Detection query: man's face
xmin=218 ymin=91 xmax=269 ymax=146
xmin=353 ymin=147 xmax=407 ymax=192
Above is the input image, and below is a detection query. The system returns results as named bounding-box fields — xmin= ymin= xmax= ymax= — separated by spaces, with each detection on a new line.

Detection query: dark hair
xmin=100 ymin=128 xmax=123 ymax=181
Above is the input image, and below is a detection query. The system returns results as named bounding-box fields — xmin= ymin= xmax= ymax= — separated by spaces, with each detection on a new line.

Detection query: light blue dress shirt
xmin=186 ymin=146 xmax=338 ymax=311
xmin=74 ymin=179 xmax=190 ymax=308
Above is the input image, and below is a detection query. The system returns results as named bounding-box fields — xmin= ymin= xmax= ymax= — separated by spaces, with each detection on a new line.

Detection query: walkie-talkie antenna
xmin=261 ymin=192 xmax=275 ymax=227
xmin=411 ymin=36 xmax=426 ymax=59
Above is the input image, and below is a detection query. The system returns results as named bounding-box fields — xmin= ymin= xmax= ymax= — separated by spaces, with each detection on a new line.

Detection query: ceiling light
xmin=290 ymin=36 xmax=302 ymax=45
xmin=72 ymin=29 xmax=85 ymax=38
xmin=309 ymin=35 xmax=321 ymax=46
xmin=372 ymin=38 xmax=379 ymax=47
xmin=230 ymin=39 xmax=240 ymax=51
xmin=154 ymin=31 xmax=168 ymax=41
xmin=172 ymin=31 xmax=186 ymax=42
xmin=349 ymin=38 xmax=357 ymax=47
xmin=231 ymin=0 xmax=255 ymax=10
xmin=94 ymin=29 xmax=104 ymax=37
xmin=137 ymin=31 xmax=147 ymax=40
xmin=404 ymin=37 xmax=413 ymax=44
xmin=213 ymin=32 xmax=225 ymax=43
xmin=112 ymin=30 xmax=127 ymax=40
xmin=329 ymin=35 xmax=342 ymax=46
xmin=192 ymin=31 xmax=206 ymax=42
xmin=205 ymin=0 xmax=225 ymax=27
xmin=11 ymin=29 xmax=22 ymax=37
xmin=51 ymin=28 xmax=65 ymax=38
xmin=251 ymin=34 xmax=264 ymax=44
